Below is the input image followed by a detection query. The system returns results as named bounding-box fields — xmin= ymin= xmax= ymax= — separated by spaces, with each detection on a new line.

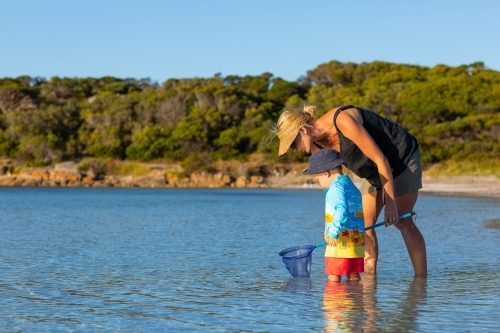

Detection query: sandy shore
xmin=269 ymin=161 xmax=500 ymax=198
xmin=421 ymin=175 xmax=500 ymax=198
xmin=269 ymin=166 xmax=500 ymax=199
xmin=1 ymin=158 xmax=499 ymax=198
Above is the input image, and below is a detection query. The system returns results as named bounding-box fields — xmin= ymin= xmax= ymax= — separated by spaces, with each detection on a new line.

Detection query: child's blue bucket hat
xmin=303 ymin=149 xmax=346 ymax=175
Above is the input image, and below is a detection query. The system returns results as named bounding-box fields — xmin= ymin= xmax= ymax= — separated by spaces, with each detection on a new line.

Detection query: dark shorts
xmin=360 ymin=149 xmax=423 ymax=197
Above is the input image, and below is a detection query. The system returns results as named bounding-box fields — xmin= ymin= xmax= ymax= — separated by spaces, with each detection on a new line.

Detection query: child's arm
xmin=325 ymin=184 xmax=349 ymax=245
xmin=326 ymin=234 xmax=338 ymax=247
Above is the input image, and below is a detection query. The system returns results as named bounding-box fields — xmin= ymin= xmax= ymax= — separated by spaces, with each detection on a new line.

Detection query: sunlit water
xmin=1 ymin=188 xmax=499 ymax=332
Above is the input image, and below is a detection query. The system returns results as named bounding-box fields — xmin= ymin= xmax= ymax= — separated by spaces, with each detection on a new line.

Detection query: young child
xmin=303 ymin=149 xmax=365 ymax=282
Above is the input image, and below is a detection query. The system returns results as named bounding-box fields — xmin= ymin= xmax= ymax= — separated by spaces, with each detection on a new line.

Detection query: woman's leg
xmin=362 ymin=190 xmax=384 ymax=275
xmin=394 ymin=190 xmax=427 ymax=277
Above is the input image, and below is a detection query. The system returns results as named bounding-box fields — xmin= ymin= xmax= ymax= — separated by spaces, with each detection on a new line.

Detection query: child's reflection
xmin=322 ymin=280 xmax=367 ymax=332
xmin=322 ymin=278 xmax=427 ymax=332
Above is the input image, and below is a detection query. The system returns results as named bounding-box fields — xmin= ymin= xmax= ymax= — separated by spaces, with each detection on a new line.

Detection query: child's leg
xmin=346 ymin=273 xmax=361 ymax=281
xmin=328 ymin=275 xmax=341 ymax=282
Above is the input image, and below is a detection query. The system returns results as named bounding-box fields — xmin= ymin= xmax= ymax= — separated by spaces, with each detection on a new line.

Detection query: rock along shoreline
xmin=1 ymin=161 xmax=500 ymax=198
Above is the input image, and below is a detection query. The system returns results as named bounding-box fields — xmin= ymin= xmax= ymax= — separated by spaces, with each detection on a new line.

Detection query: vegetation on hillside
xmin=1 ymin=61 xmax=499 ymax=175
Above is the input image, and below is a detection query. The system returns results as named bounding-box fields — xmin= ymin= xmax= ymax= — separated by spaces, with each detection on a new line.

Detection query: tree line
xmin=1 ymin=60 xmax=499 ymax=172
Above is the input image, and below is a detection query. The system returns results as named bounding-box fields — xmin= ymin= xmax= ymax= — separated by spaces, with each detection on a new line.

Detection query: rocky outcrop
xmin=0 ymin=161 xmax=270 ymax=188
xmin=2 ymin=159 xmax=500 ymax=197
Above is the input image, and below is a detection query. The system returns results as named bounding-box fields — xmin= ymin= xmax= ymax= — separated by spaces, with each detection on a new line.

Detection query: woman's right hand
xmin=384 ymin=198 xmax=399 ymax=226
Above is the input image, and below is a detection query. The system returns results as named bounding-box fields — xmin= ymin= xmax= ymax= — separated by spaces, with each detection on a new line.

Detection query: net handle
xmin=314 ymin=212 xmax=416 ymax=248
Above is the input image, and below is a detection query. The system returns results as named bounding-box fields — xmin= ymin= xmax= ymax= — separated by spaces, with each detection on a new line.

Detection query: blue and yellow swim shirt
xmin=324 ymin=175 xmax=365 ymax=258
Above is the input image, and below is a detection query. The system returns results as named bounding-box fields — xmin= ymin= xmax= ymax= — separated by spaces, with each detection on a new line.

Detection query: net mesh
xmin=279 ymin=245 xmax=315 ymax=277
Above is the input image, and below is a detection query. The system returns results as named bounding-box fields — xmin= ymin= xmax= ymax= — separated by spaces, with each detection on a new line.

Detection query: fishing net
xmin=279 ymin=245 xmax=315 ymax=277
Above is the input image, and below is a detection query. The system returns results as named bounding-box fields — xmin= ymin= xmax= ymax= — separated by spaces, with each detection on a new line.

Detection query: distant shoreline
xmin=1 ymin=172 xmax=499 ymax=199
xmin=2 ymin=158 xmax=499 ymax=198
xmin=273 ymin=176 xmax=500 ymax=199
xmin=420 ymin=175 xmax=500 ymax=198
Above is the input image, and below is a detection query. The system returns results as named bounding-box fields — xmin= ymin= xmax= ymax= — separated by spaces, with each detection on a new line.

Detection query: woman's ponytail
xmin=303 ymin=105 xmax=316 ymax=119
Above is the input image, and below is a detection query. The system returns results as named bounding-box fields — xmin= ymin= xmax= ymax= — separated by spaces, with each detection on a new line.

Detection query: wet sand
xmin=421 ymin=175 xmax=500 ymax=198
xmin=269 ymin=168 xmax=500 ymax=199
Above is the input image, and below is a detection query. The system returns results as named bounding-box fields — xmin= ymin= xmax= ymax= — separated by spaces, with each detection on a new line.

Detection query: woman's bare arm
xmin=335 ymin=109 xmax=399 ymax=225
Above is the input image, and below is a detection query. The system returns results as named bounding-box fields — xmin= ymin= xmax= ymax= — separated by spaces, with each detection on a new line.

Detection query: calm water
xmin=1 ymin=188 xmax=499 ymax=332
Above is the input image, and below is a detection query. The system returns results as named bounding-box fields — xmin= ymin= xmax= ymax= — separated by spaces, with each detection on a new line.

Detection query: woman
xmin=275 ymin=105 xmax=427 ymax=277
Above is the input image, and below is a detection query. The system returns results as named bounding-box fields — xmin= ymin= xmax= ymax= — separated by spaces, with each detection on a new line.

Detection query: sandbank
xmin=421 ymin=175 xmax=500 ymax=198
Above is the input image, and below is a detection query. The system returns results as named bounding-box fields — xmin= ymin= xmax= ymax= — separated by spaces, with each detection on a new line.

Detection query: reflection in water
xmin=322 ymin=280 xmax=367 ymax=332
xmin=283 ymin=277 xmax=312 ymax=292
xmin=2 ymin=189 xmax=498 ymax=331
xmin=322 ymin=278 xmax=427 ymax=332
xmin=393 ymin=278 xmax=427 ymax=332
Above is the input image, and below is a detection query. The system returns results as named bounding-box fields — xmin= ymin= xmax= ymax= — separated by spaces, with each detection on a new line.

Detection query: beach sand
xmin=269 ymin=165 xmax=500 ymax=199
xmin=1 ymin=157 xmax=499 ymax=198
xmin=421 ymin=175 xmax=500 ymax=198
xmin=214 ymin=157 xmax=500 ymax=198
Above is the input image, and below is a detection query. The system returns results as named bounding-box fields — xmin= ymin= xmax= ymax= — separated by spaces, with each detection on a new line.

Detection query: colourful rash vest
xmin=324 ymin=175 xmax=365 ymax=258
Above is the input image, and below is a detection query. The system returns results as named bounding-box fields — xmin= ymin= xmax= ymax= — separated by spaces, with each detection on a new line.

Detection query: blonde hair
xmin=270 ymin=105 xmax=317 ymax=156
xmin=277 ymin=105 xmax=315 ymax=134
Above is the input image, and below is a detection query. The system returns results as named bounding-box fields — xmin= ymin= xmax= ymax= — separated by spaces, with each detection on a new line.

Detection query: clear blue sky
xmin=1 ymin=0 xmax=499 ymax=83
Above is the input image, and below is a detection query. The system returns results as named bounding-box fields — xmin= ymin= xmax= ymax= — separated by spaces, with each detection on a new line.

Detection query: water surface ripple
xmin=1 ymin=188 xmax=499 ymax=332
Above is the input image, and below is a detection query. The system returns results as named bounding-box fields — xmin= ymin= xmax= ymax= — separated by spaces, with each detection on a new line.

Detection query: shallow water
xmin=1 ymin=188 xmax=499 ymax=332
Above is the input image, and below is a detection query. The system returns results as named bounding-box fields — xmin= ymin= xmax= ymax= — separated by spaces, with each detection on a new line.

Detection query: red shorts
xmin=325 ymin=257 xmax=364 ymax=276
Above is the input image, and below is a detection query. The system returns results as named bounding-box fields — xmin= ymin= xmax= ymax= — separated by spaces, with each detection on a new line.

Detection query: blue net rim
xmin=279 ymin=245 xmax=315 ymax=259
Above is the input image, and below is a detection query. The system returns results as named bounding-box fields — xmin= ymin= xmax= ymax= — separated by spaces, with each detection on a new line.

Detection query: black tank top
xmin=333 ymin=105 xmax=419 ymax=188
